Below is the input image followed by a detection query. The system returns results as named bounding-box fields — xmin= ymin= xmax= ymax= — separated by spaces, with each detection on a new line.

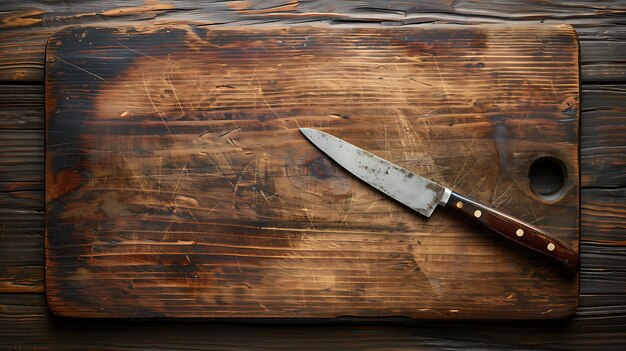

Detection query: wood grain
xmin=581 ymin=85 xmax=626 ymax=188
xmin=45 ymin=24 xmax=579 ymax=318
xmin=0 ymin=266 xmax=43 ymax=293
xmin=0 ymin=1 xmax=625 ymax=82
xmin=0 ymin=0 xmax=623 ymax=347
xmin=0 ymin=85 xmax=43 ymax=129
xmin=0 ymin=129 xmax=44 ymax=182
xmin=0 ymin=84 xmax=45 ymax=293
xmin=5 ymin=84 xmax=623 ymax=303
xmin=0 ymin=182 xmax=44 ymax=292
xmin=1 ymin=293 xmax=625 ymax=350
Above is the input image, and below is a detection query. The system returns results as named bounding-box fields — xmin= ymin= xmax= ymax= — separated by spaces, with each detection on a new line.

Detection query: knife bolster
xmin=438 ymin=188 xmax=452 ymax=207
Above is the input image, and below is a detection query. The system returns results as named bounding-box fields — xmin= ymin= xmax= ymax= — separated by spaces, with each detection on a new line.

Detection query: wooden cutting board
xmin=45 ymin=24 xmax=579 ymax=319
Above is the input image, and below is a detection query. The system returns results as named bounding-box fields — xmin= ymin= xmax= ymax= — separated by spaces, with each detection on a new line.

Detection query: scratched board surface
xmin=45 ymin=25 xmax=579 ymax=319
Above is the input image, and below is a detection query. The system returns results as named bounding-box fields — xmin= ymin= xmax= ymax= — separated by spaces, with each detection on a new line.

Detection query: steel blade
xmin=300 ymin=128 xmax=451 ymax=217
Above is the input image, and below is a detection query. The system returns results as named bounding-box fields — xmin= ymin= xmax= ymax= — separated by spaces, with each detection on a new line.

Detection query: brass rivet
xmin=456 ymin=201 xmax=464 ymax=208
xmin=547 ymin=243 xmax=556 ymax=251
xmin=516 ymin=229 xmax=524 ymax=237
xmin=474 ymin=210 xmax=482 ymax=218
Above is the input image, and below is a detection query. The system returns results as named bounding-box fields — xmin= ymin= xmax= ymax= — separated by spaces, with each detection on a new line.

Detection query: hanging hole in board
xmin=528 ymin=156 xmax=569 ymax=202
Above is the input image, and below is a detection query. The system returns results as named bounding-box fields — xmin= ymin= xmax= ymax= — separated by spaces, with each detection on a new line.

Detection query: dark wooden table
xmin=1 ymin=1 xmax=624 ymax=349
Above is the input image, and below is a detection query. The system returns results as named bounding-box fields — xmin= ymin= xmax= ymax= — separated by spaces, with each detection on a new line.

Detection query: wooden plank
xmin=581 ymin=188 xmax=626 ymax=242
xmin=44 ymin=24 xmax=580 ymax=319
xmin=0 ymin=28 xmax=50 ymax=81
xmin=580 ymin=192 xmax=625 ymax=296
xmin=0 ymin=85 xmax=43 ymax=129
xmin=0 ymin=1 xmax=625 ymax=82
xmin=0 ymin=84 xmax=44 ymax=184
xmin=0 ymin=183 xmax=44 ymax=264
xmin=581 ymin=85 xmax=626 ymax=188
xmin=0 ymin=293 xmax=624 ymax=350
xmin=580 ymin=39 xmax=626 ymax=83
xmin=579 ymin=83 xmax=626 ymax=296
xmin=0 ymin=182 xmax=44 ymax=292
xmin=0 ymin=82 xmax=45 ymax=293
xmin=577 ymin=26 xmax=626 ymax=83
xmin=2 ymin=0 xmax=625 ymax=31
xmin=0 ymin=130 xmax=44 ymax=182
xmin=0 ymin=266 xmax=43 ymax=293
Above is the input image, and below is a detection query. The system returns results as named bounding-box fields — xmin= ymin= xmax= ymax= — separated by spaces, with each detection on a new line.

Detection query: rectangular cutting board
xmin=45 ymin=25 xmax=579 ymax=319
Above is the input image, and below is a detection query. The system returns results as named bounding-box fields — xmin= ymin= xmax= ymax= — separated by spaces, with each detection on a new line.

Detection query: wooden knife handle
xmin=446 ymin=191 xmax=579 ymax=274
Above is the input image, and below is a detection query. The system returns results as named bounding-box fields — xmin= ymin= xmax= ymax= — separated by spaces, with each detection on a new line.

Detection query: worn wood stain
xmin=45 ymin=24 xmax=579 ymax=318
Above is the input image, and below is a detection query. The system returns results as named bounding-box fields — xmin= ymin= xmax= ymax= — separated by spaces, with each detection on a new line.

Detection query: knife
xmin=300 ymin=128 xmax=579 ymax=274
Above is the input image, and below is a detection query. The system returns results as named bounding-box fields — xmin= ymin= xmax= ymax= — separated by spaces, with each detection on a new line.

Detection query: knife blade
xmin=300 ymin=128 xmax=579 ymax=274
